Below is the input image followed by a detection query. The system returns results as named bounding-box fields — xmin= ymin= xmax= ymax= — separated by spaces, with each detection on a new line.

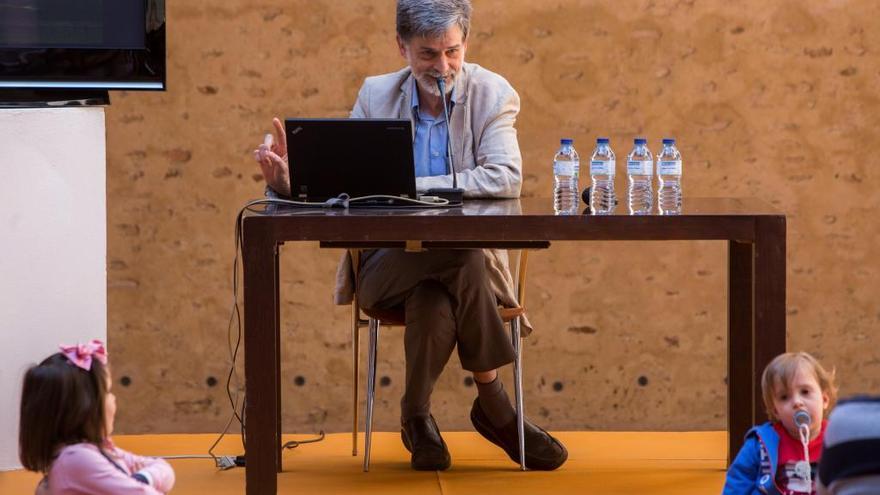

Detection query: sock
xmin=476 ymin=376 xmax=516 ymax=428
xmin=400 ymin=396 xmax=431 ymax=422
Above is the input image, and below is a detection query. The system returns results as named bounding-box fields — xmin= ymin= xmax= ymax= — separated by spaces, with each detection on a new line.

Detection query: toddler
xmin=723 ymin=351 xmax=837 ymax=495
xmin=19 ymin=340 xmax=175 ymax=494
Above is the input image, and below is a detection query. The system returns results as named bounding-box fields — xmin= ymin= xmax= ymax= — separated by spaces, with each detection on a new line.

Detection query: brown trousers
xmin=356 ymin=249 xmax=516 ymax=419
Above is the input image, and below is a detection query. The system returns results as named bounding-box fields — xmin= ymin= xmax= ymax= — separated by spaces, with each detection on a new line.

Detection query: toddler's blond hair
xmin=761 ymin=352 xmax=837 ymax=422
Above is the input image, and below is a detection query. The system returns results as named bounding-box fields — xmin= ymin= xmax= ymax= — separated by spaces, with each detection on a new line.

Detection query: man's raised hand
xmin=252 ymin=117 xmax=291 ymax=197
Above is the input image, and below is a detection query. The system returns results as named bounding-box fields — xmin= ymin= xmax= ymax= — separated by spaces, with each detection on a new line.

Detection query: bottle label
xmin=658 ymin=160 xmax=682 ymax=176
xmin=627 ymin=160 xmax=653 ymax=175
xmin=590 ymin=160 xmax=616 ymax=176
xmin=553 ymin=160 xmax=576 ymax=176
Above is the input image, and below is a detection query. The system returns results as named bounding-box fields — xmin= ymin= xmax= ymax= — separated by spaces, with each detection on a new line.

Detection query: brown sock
xmin=476 ymin=376 xmax=516 ymax=428
xmin=400 ymin=398 xmax=431 ymax=422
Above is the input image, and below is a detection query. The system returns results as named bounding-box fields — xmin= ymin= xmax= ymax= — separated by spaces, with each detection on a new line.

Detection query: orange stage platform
xmin=1 ymin=431 xmax=729 ymax=494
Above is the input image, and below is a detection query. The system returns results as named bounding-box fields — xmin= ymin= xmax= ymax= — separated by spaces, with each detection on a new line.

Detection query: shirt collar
xmin=410 ymin=77 xmax=455 ymax=120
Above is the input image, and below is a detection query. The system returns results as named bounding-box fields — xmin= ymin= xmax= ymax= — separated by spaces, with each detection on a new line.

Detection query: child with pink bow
xmin=19 ymin=339 xmax=175 ymax=494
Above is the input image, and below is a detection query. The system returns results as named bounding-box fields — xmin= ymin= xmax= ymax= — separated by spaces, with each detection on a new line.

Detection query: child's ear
xmin=822 ymin=391 xmax=830 ymax=411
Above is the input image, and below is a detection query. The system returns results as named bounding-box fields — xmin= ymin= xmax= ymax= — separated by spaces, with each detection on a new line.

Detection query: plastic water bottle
xmin=553 ymin=138 xmax=579 ymax=214
xmin=657 ymin=138 xmax=682 ymax=215
xmin=589 ymin=138 xmax=616 ymax=214
xmin=627 ymin=138 xmax=653 ymax=215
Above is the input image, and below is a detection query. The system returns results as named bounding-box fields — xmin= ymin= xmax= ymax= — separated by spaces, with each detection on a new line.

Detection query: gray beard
xmin=416 ymin=73 xmax=455 ymax=98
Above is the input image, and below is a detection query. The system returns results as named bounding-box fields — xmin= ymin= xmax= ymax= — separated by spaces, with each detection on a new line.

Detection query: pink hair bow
xmin=59 ymin=339 xmax=108 ymax=371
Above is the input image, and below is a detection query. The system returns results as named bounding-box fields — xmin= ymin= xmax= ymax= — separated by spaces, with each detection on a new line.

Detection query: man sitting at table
xmin=252 ymin=0 xmax=567 ymax=472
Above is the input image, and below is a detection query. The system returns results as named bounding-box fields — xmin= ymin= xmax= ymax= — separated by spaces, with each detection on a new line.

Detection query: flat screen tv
xmin=0 ymin=0 xmax=165 ymax=93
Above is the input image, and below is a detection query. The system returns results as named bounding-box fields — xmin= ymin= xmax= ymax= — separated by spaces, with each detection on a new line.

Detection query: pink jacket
xmin=36 ymin=441 xmax=175 ymax=494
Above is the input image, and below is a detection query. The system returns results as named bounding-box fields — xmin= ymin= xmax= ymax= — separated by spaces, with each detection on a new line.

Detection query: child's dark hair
xmin=19 ymin=352 xmax=109 ymax=473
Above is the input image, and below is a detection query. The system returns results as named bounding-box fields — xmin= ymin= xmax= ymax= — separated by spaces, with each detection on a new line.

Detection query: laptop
xmin=285 ymin=118 xmax=417 ymax=202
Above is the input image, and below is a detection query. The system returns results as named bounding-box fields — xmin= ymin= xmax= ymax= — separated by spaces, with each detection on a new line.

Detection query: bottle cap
xmin=596 ymin=137 xmax=610 ymax=144
xmin=663 ymin=138 xmax=675 ymax=145
xmin=634 ymin=138 xmax=647 ymax=145
xmin=561 ymin=138 xmax=573 ymax=145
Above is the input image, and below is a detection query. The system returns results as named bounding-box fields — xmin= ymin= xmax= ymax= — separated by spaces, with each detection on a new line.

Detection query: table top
xmin=246 ymin=197 xmax=780 ymax=217
xmin=241 ymin=197 xmax=784 ymax=243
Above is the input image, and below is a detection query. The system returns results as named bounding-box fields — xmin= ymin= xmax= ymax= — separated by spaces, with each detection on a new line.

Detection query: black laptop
xmin=285 ymin=118 xmax=417 ymax=202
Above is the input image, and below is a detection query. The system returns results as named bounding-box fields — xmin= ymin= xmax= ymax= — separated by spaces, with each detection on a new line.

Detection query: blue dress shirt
xmin=411 ymin=78 xmax=453 ymax=178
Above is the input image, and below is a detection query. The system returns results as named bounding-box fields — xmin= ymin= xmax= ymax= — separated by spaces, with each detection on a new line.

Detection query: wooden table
xmin=240 ymin=197 xmax=786 ymax=494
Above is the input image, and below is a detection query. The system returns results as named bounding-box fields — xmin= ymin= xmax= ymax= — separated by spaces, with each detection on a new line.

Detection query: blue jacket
xmin=723 ymin=422 xmax=781 ymax=495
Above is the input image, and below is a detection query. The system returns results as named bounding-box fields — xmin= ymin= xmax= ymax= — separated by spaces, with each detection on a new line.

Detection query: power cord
xmin=142 ymin=192 xmax=436 ymax=469
xmin=207 ymin=192 xmax=456 ymax=469
xmin=282 ymin=431 xmax=325 ymax=450
xmin=242 ymin=193 xmax=458 ymax=210
xmin=206 ymin=198 xmax=249 ymax=469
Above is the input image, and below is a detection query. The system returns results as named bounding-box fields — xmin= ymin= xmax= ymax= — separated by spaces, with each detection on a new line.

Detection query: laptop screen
xmin=286 ymin=118 xmax=417 ymax=201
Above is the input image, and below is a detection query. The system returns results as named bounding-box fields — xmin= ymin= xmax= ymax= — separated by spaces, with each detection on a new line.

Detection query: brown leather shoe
xmin=470 ymin=398 xmax=568 ymax=470
xmin=400 ymin=415 xmax=451 ymax=471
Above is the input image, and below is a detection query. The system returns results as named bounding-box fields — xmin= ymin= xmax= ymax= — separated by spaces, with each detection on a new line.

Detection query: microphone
xmin=581 ymin=186 xmax=619 ymax=209
xmin=436 ymin=77 xmax=453 ymax=181
xmin=794 ymin=410 xmax=811 ymax=428
xmin=423 ymin=76 xmax=464 ymax=204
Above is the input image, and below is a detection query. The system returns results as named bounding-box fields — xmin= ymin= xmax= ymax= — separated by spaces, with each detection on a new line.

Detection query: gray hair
xmin=396 ymin=0 xmax=472 ymax=41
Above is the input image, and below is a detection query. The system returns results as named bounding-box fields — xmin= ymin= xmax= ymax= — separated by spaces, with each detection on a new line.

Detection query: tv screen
xmin=0 ymin=0 xmax=165 ymax=91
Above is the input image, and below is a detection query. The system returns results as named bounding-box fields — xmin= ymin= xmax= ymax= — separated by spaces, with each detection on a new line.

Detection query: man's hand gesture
xmin=253 ymin=117 xmax=291 ymax=197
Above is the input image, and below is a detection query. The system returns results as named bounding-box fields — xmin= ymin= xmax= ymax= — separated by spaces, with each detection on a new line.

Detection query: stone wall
xmin=107 ymin=0 xmax=880 ymax=434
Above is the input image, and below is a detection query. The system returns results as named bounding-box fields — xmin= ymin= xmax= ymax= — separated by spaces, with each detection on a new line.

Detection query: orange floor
xmin=1 ymin=431 xmax=729 ymax=494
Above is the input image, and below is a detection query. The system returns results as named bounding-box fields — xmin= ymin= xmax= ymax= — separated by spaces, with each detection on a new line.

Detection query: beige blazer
xmin=333 ymin=62 xmax=532 ymax=333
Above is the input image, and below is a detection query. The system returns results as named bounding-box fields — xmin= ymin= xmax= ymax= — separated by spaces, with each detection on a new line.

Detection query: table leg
xmin=243 ymin=221 xmax=280 ymax=495
xmin=728 ymin=240 xmax=753 ymax=464
xmin=754 ymin=217 xmax=787 ymax=414
xmin=275 ymin=247 xmax=282 ymax=472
